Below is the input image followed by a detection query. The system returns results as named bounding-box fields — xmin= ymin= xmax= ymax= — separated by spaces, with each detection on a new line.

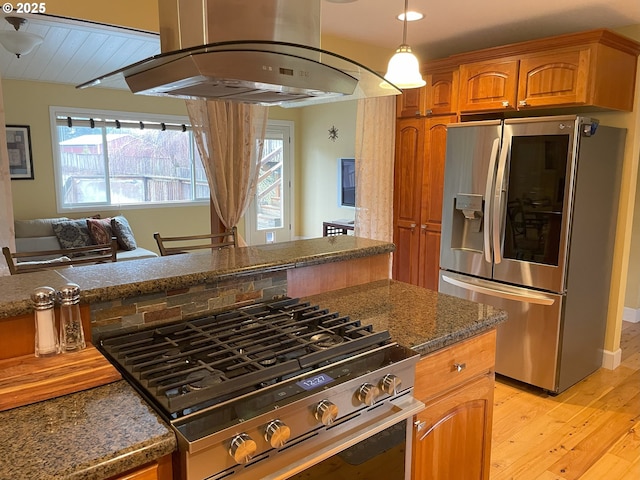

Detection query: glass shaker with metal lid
xmin=58 ymin=283 xmax=86 ymax=352
xmin=32 ymin=286 xmax=59 ymax=357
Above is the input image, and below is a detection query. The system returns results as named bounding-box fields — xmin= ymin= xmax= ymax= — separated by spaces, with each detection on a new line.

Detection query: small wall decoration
xmin=328 ymin=125 xmax=339 ymax=142
xmin=6 ymin=125 xmax=34 ymax=180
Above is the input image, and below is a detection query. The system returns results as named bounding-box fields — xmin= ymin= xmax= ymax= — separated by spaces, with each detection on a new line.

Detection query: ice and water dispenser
xmin=450 ymin=193 xmax=485 ymax=252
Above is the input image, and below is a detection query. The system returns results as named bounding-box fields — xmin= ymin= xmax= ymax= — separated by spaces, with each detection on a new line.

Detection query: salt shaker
xmin=59 ymin=283 xmax=86 ymax=352
xmin=32 ymin=286 xmax=59 ymax=357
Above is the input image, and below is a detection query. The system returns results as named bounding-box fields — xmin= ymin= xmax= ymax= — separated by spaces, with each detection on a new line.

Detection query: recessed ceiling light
xmin=397 ymin=11 xmax=424 ymax=21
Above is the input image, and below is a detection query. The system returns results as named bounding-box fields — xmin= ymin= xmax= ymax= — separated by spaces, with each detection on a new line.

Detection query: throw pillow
xmin=87 ymin=218 xmax=113 ymax=245
xmin=52 ymin=219 xmax=94 ymax=249
xmin=111 ymin=216 xmax=137 ymax=251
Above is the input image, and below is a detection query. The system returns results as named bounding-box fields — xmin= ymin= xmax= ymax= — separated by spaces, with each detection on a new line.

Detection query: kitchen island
xmin=0 ymin=279 xmax=505 ymax=480
xmin=0 ymin=236 xmax=505 ymax=480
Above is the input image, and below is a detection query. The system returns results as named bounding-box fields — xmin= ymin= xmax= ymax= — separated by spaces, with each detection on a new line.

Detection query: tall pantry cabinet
xmin=393 ymin=68 xmax=458 ymax=290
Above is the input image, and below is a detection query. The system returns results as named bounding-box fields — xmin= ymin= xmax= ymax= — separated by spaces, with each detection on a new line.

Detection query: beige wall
xmin=299 ymin=101 xmax=359 ymax=238
xmin=2 ymin=79 xmax=211 ymax=252
xmin=0 ymin=78 xmax=365 ymax=248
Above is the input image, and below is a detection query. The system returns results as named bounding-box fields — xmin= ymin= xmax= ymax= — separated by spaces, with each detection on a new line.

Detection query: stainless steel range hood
xmin=77 ymin=0 xmax=401 ymax=107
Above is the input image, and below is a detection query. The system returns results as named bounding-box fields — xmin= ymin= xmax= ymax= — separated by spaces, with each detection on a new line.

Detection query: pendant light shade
xmin=0 ymin=17 xmax=43 ymax=58
xmin=384 ymin=0 xmax=425 ymax=89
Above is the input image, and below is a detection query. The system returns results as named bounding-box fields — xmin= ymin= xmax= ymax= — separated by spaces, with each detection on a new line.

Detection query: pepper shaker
xmin=59 ymin=283 xmax=86 ymax=352
xmin=32 ymin=286 xmax=59 ymax=357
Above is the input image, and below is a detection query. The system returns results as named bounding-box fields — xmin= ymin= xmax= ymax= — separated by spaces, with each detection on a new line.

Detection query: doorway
xmin=245 ymin=121 xmax=294 ymax=245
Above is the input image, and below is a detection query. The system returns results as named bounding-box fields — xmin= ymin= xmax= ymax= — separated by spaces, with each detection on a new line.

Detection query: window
xmin=50 ymin=107 xmax=209 ymax=212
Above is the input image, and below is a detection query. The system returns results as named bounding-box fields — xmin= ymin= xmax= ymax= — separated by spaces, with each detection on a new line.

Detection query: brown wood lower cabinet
xmin=108 ymin=454 xmax=173 ymax=480
xmin=411 ymin=330 xmax=496 ymax=480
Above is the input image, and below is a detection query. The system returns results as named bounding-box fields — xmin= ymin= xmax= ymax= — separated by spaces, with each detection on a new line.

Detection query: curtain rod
xmin=55 ymin=116 xmax=191 ymax=132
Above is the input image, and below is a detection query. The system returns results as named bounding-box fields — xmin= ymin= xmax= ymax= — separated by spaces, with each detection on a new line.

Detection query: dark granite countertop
xmin=0 ymin=236 xmax=393 ymax=319
xmin=0 ymin=380 xmax=176 ymax=480
xmin=304 ymin=279 xmax=507 ymax=356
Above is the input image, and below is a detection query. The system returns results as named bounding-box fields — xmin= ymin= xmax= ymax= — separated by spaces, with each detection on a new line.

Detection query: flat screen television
xmin=339 ymin=158 xmax=355 ymax=207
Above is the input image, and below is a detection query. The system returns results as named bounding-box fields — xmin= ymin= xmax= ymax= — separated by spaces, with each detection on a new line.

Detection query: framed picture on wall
xmin=6 ymin=125 xmax=34 ymax=180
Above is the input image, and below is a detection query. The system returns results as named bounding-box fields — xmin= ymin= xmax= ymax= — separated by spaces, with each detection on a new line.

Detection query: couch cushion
xmin=87 ymin=218 xmax=113 ymax=245
xmin=52 ymin=219 xmax=94 ymax=249
xmin=111 ymin=216 xmax=137 ymax=251
xmin=15 ymin=236 xmax=64 ymax=261
xmin=15 ymin=218 xmax=68 ymax=238
xmin=116 ymin=247 xmax=158 ymax=261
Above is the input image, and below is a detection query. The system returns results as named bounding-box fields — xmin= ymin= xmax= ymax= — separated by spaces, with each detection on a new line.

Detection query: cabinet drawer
xmin=414 ymin=329 xmax=496 ymax=401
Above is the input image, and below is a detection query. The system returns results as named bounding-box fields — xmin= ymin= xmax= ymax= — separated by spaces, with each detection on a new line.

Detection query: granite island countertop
xmin=0 ymin=380 xmax=176 ymax=480
xmin=0 ymin=236 xmax=393 ymax=319
xmin=304 ymin=279 xmax=507 ymax=356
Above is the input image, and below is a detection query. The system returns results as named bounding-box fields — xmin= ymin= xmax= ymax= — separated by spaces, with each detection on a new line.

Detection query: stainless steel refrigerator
xmin=438 ymin=115 xmax=626 ymax=393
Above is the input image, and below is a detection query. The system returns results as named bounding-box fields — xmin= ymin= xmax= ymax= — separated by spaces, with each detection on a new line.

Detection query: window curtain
xmin=186 ymin=99 xmax=268 ymax=246
xmin=354 ymin=96 xmax=396 ymax=245
xmin=0 ymin=75 xmax=15 ymax=276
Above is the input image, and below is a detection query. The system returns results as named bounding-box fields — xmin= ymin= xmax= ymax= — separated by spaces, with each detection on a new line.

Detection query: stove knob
xmin=357 ymin=383 xmax=380 ymax=406
xmin=380 ymin=374 xmax=402 ymax=395
xmin=229 ymin=433 xmax=257 ymax=465
xmin=315 ymin=399 xmax=339 ymax=426
xmin=264 ymin=419 xmax=291 ymax=449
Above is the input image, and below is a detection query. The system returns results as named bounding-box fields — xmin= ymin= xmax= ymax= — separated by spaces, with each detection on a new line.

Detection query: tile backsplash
xmin=90 ymin=271 xmax=287 ymax=340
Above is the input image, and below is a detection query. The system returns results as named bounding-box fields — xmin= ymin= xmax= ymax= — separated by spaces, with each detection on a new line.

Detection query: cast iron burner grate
xmin=100 ymin=297 xmax=390 ymax=417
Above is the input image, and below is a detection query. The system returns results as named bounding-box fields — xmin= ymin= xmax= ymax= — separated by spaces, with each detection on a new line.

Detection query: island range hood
xmin=77 ymin=0 xmax=401 ymax=107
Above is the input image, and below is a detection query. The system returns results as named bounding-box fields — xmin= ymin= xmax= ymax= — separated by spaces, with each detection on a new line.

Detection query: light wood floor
xmin=490 ymin=321 xmax=640 ymax=480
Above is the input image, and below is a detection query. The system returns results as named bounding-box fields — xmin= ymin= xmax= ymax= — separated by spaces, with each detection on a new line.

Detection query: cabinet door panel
xmin=412 ymin=374 xmax=494 ymax=480
xmin=517 ymin=48 xmax=591 ymax=108
xmin=422 ymin=117 xmax=454 ymax=227
xmin=417 ymin=115 xmax=455 ymax=290
xmin=459 ymin=60 xmax=518 ymax=112
xmin=418 ymin=230 xmax=440 ymax=291
xmin=398 ymin=87 xmax=427 ymax=117
xmin=393 ymin=118 xmax=424 ymax=284
xmin=425 ymin=71 xmax=458 ymax=115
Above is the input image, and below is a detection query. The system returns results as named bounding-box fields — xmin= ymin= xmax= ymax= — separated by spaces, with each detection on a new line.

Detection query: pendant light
xmin=384 ymin=0 xmax=426 ymax=89
xmin=0 ymin=17 xmax=43 ymax=58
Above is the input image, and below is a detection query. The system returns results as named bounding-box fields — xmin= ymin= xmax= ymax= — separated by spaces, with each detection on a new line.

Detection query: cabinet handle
xmin=414 ymin=110 xmax=421 ymax=117
xmin=414 ymin=420 xmax=426 ymax=432
xmin=519 ymin=100 xmax=528 ymax=107
xmin=453 ymin=363 xmax=466 ymax=372
xmin=502 ymin=101 xmax=510 ymax=108
xmin=425 ymin=109 xmax=433 ymax=116
xmin=421 ymin=224 xmax=427 ymax=232
xmin=410 ymin=223 xmax=416 ymax=232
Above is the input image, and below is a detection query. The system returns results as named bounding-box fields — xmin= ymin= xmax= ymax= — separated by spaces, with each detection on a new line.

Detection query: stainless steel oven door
xmin=227 ymin=393 xmax=424 ymax=480
xmin=286 ymin=419 xmax=412 ymax=480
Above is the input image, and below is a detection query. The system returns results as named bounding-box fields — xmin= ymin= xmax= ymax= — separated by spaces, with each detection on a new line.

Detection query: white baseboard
xmin=602 ymin=348 xmax=622 ymax=370
xmin=623 ymin=306 xmax=640 ymax=323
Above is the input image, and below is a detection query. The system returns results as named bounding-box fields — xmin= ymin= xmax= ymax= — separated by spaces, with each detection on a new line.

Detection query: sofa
xmin=13 ymin=216 xmax=158 ymax=262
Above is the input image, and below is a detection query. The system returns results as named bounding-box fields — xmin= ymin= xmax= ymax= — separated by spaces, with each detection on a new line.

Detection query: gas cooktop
xmin=99 ymin=297 xmax=392 ymax=420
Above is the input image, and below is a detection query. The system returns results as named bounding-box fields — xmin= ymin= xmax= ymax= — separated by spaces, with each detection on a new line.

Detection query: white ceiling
xmin=322 ymin=0 xmax=640 ymax=60
xmin=0 ymin=0 xmax=639 ymax=89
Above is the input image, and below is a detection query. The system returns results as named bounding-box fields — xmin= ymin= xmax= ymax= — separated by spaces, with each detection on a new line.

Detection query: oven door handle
xmin=254 ymin=395 xmax=425 ymax=480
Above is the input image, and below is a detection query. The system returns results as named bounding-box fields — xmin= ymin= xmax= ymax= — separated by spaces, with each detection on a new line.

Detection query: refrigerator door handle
xmin=493 ymin=136 xmax=509 ymax=264
xmin=484 ymin=138 xmax=501 ymax=263
xmin=441 ymin=275 xmax=556 ymax=306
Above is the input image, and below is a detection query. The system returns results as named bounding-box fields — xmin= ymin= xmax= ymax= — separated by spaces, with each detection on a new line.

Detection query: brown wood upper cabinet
xmin=458 ymin=30 xmax=640 ymax=114
xmin=397 ymin=69 xmax=458 ymax=118
xmin=458 ymin=59 xmax=519 ymax=112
